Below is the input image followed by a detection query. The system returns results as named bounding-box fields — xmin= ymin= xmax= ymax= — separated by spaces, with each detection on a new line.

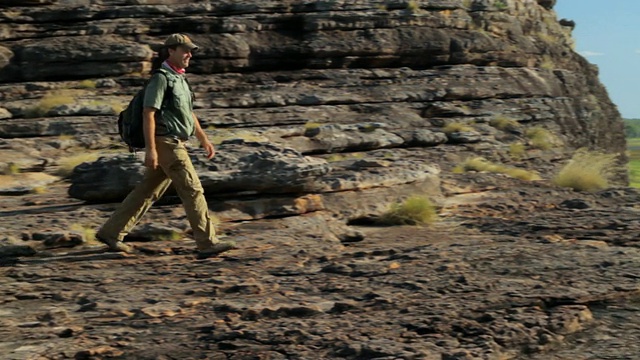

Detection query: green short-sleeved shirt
xmin=143 ymin=67 xmax=195 ymax=140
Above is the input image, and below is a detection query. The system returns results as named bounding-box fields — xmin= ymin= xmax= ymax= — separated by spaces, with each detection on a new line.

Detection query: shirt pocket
xmin=171 ymin=82 xmax=190 ymax=109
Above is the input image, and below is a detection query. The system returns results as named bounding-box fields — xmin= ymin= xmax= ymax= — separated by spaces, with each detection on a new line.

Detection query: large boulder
xmin=68 ymin=141 xmax=332 ymax=202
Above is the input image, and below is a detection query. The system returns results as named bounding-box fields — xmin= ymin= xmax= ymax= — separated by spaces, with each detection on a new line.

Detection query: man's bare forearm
xmin=192 ymin=112 xmax=208 ymax=144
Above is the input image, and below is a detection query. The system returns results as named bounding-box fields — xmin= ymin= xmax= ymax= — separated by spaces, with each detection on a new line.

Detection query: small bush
xmin=490 ymin=116 xmax=519 ymax=131
xmin=378 ymin=195 xmax=437 ymax=226
xmin=509 ymin=142 xmax=526 ymax=159
xmin=525 ymin=126 xmax=554 ymax=150
xmin=454 ymin=157 xmax=540 ymax=181
xmin=443 ymin=122 xmax=474 ymax=134
xmin=55 ymin=153 xmax=100 ymax=178
xmin=553 ymin=149 xmax=618 ymax=192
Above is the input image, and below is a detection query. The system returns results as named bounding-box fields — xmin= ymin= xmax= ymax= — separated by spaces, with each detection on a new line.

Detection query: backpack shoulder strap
xmin=149 ymin=68 xmax=174 ymax=108
xmin=151 ymin=68 xmax=172 ymax=88
xmin=155 ymin=67 xmax=195 ymax=101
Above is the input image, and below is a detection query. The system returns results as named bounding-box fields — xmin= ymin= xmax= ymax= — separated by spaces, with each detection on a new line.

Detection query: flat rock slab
xmin=0 ymin=173 xmax=59 ymax=195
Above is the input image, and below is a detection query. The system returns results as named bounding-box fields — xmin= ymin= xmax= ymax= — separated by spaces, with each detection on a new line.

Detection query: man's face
xmin=168 ymin=45 xmax=193 ymax=68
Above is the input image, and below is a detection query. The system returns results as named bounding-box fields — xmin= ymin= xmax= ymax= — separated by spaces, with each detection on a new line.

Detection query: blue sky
xmin=554 ymin=1 xmax=640 ymax=118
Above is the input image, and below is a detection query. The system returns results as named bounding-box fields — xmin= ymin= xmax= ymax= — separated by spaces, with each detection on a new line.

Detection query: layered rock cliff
xmin=3 ymin=2 xmax=640 ymax=360
xmin=0 ymin=0 xmax=626 ymax=214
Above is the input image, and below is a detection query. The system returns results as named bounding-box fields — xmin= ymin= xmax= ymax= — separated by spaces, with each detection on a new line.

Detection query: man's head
xmin=163 ymin=33 xmax=199 ymax=69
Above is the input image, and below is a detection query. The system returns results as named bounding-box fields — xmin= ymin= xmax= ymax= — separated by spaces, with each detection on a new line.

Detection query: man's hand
xmin=145 ymin=149 xmax=159 ymax=169
xmin=202 ymin=141 xmax=215 ymax=159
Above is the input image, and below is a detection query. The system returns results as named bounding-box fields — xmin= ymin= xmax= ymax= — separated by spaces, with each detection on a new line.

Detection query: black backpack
xmin=117 ymin=68 xmax=171 ymax=152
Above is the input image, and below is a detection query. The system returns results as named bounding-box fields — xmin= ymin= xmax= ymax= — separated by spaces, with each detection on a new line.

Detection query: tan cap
xmin=164 ymin=33 xmax=199 ymax=50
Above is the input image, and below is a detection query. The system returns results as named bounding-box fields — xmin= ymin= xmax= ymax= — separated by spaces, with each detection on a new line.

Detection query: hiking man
xmin=97 ymin=33 xmax=235 ymax=259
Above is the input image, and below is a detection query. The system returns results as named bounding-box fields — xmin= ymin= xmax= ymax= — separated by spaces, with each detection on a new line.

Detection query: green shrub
xmin=378 ymin=195 xmax=437 ymax=226
xmin=553 ymin=149 xmax=618 ymax=192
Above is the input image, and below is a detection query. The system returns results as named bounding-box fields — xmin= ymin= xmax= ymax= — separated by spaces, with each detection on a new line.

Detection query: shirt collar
xmin=162 ymin=60 xmax=186 ymax=74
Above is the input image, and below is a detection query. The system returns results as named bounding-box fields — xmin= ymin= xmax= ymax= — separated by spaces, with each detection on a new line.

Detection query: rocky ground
xmin=0 ymin=1 xmax=636 ymax=359
xmin=2 ymin=173 xmax=640 ymax=360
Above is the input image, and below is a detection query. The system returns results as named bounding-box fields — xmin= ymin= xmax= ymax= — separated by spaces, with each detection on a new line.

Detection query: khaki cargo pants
xmin=98 ymin=136 xmax=217 ymax=250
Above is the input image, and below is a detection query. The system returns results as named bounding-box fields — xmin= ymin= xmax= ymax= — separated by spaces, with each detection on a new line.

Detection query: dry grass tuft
xmin=525 ymin=126 xmax=555 ymax=150
xmin=78 ymin=79 xmax=97 ymax=89
xmin=304 ymin=122 xmax=322 ymax=130
xmin=3 ymin=162 xmax=20 ymax=175
xmin=210 ymin=129 xmax=267 ymax=145
xmin=378 ymin=195 xmax=437 ymax=226
xmin=553 ymin=149 xmax=618 ymax=192
xmin=55 ymin=153 xmax=101 ymax=178
xmin=70 ymin=224 xmax=97 ymax=244
xmin=490 ymin=116 xmax=519 ymax=131
xmin=25 ymin=95 xmax=74 ymax=118
xmin=443 ymin=122 xmax=474 ymax=134
xmin=407 ymin=0 xmax=420 ymax=12
xmin=509 ymin=142 xmax=526 ymax=159
xmin=454 ymin=157 xmax=540 ymax=181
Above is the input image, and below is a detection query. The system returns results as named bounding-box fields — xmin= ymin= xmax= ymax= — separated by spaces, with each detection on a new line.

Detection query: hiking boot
xmin=196 ymin=241 xmax=236 ymax=259
xmin=96 ymin=235 xmax=134 ymax=254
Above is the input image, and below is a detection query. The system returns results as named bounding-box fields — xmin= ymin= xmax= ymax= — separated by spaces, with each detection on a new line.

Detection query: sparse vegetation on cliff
xmin=490 ymin=116 xmax=519 ymax=131
xmin=553 ymin=149 xmax=617 ymax=192
xmin=378 ymin=195 xmax=437 ymax=226
xmin=443 ymin=122 xmax=474 ymax=134
xmin=454 ymin=157 xmax=540 ymax=181
xmin=509 ymin=142 xmax=526 ymax=160
xmin=24 ymin=95 xmax=74 ymax=118
xmin=2 ymin=162 xmax=20 ymax=175
xmin=55 ymin=153 xmax=101 ymax=178
xmin=526 ymin=126 xmax=555 ymax=150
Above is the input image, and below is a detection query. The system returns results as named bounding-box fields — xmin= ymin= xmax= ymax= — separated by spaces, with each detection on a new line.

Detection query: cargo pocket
xmin=168 ymin=156 xmax=204 ymax=194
